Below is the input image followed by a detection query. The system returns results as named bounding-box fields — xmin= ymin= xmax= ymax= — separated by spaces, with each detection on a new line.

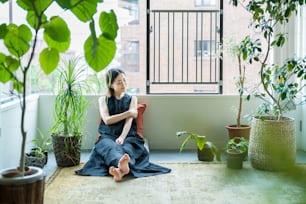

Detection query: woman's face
xmin=111 ymin=73 xmax=127 ymax=94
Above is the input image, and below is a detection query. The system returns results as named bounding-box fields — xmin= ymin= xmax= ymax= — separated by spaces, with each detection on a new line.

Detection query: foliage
xmin=32 ymin=129 xmax=52 ymax=153
xmin=176 ymin=131 xmax=221 ymax=161
xmin=51 ymin=57 xmax=88 ymax=137
xmin=0 ymin=0 xmax=118 ymax=176
xmin=230 ymin=0 xmax=306 ymax=120
xmin=225 ymin=137 xmax=249 ymax=154
xmin=225 ymin=36 xmax=261 ymax=126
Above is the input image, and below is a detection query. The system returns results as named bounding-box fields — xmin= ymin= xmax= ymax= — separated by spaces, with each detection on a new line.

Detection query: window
xmin=195 ymin=40 xmax=216 ymax=57
xmin=120 ymin=41 xmax=139 ymax=72
xmin=195 ymin=0 xmax=216 ymax=7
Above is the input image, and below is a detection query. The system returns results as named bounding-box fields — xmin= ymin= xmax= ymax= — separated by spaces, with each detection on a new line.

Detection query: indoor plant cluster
xmin=230 ymin=0 xmax=306 ymax=171
xmin=230 ymin=0 xmax=306 ymax=119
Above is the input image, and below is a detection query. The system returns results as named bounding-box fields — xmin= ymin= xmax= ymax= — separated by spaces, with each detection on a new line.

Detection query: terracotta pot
xmin=0 ymin=166 xmax=45 ymax=204
xmin=225 ymin=124 xmax=251 ymax=140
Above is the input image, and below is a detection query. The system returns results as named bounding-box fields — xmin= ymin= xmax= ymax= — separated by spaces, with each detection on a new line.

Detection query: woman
xmin=75 ymin=68 xmax=171 ymax=181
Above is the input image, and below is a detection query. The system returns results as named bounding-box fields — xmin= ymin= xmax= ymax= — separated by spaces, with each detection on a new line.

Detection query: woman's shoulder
xmin=98 ymin=94 xmax=111 ymax=103
xmin=123 ymin=93 xmax=138 ymax=101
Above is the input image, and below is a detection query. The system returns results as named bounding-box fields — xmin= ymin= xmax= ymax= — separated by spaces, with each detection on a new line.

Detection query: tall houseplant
xmin=225 ymin=36 xmax=261 ymax=140
xmin=0 ymin=0 xmax=118 ymax=203
xmin=230 ymin=0 xmax=306 ymax=171
xmin=51 ymin=57 xmax=88 ymax=167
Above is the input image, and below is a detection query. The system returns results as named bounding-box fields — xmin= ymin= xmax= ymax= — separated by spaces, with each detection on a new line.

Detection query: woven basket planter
xmin=249 ymin=116 xmax=296 ymax=171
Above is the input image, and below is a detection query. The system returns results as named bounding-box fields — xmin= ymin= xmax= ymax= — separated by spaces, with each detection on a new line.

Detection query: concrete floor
xmin=43 ymin=150 xmax=306 ymax=177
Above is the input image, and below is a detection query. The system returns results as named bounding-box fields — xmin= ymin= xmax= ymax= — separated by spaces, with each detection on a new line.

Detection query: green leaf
xmin=5 ymin=55 xmax=20 ymax=72
xmin=13 ymin=79 xmax=23 ymax=93
xmin=0 ymin=54 xmax=11 ymax=83
xmin=26 ymin=10 xmax=47 ymax=29
xmin=69 ymin=0 xmax=98 ymax=22
xmin=39 ymin=48 xmax=60 ymax=74
xmin=44 ymin=17 xmax=70 ymax=52
xmin=44 ymin=16 xmax=70 ymax=42
xmin=4 ymin=24 xmax=32 ymax=57
xmin=0 ymin=24 xmax=8 ymax=39
xmin=84 ymin=35 xmax=116 ymax=72
xmin=196 ymin=136 xmax=206 ymax=151
xmin=17 ymin=0 xmax=52 ymax=13
xmin=99 ymin=10 xmax=118 ymax=40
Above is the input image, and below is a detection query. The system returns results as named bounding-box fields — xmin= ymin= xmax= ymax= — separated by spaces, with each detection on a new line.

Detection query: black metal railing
xmin=147 ymin=8 xmax=222 ymax=94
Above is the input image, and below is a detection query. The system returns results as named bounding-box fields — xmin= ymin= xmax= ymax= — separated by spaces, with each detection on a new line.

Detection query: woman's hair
xmin=106 ymin=68 xmax=125 ymax=97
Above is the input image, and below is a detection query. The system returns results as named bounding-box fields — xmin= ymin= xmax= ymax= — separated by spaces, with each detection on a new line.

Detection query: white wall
xmin=37 ymin=95 xmax=302 ymax=150
xmin=0 ymin=94 xmax=303 ymax=169
xmin=0 ymin=95 xmax=39 ymax=169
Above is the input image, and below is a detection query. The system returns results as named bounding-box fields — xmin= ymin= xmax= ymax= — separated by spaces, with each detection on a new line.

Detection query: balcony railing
xmin=147 ymin=9 xmax=222 ymax=94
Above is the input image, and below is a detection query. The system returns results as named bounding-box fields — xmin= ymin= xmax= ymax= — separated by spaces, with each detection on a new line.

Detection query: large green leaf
xmin=84 ymin=35 xmax=116 ymax=72
xmin=17 ymin=0 xmax=53 ymax=14
xmin=44 ymin=17 xmax=70 ymax=52
xmin=69 ymin=0 xmax=98 ymax=22
xmin=5 ymin=55 xmax=20 ymax=72
xmin=99 ymin=10 xmax=118 ymax=40
xmin=0 ymin=53 xmax=21 ymax=85
xmin=27 ymin=10 xmax=48 ymax=29
xmin=4 ymin=24 xmax=32 ymax=57
xmin=40 ymin=48 xmax=60 ymax=74
xmin=0 ymin=53 xmax=11 ymax=83
xmin=0 ymin=24 xmax=8 ymax=39
xmin=44 ymin=16 xmax=70 ymax=42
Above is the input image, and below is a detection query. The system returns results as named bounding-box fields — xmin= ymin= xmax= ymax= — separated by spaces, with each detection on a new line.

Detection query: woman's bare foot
xmin=118 ymin=154 xmax=130 ymax=175
xmin=109 ymin=166 xmax=123 ymax=182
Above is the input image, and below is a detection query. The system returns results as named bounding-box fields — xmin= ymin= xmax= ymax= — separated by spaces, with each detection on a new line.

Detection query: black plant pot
xmin=25 ymin=153 xmax=46 ymax=169
xmin=226 ymin=150 xmax=245 ymax=169
xmin=52 ymin=135 xmax=82 ymax=167
xmin=197 ymin=146 xmax=214 ymax=161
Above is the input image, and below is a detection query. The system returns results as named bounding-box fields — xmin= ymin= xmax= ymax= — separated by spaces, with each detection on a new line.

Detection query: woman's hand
xmin=116 ymin=136 xmax=125 ymax=145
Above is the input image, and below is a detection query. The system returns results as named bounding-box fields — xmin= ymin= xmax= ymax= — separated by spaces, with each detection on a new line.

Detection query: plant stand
xmin=249 ymin=116 xmax=296 ymax=171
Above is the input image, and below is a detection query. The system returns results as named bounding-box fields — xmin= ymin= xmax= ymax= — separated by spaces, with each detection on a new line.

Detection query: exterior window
xmin=195 ymin=40 xmax=216 ymax=57
xmin=120 ymin=41 xmax=139 ymax=72
xmin=195 ymin=0 xmax=216 ymax=7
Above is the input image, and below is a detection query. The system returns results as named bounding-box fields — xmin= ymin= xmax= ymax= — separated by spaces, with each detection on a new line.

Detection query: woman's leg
xmin=96 ymin=137 xmax=131 ymax=181
xmin=109 ymin=153 xmax=130 ymax=182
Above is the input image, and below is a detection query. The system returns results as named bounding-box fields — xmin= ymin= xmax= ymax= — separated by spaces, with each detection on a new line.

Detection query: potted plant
xmin=50 ymin=57 xmax=88 ymax=167
xmin=0 ymin=0 xmax=118 ymax=203
xmin=224 ymin=36 xmax=261 ymax=140
xmin=225 ymin=137 xmax=249 ymax=169
xmin=176 ymin=131 xmax=221 ymax=162
xmin=25 ymin=129 xmax=52 ymax=168
xmin=230 ymin=0 xmax=306 ymax=171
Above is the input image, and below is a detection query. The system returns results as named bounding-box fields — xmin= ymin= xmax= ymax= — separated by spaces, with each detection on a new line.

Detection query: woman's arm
xmin=116 ymin=96 xmax=138 ymax=144
xmin=99 ymin=96 xmax=137 ymax=125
